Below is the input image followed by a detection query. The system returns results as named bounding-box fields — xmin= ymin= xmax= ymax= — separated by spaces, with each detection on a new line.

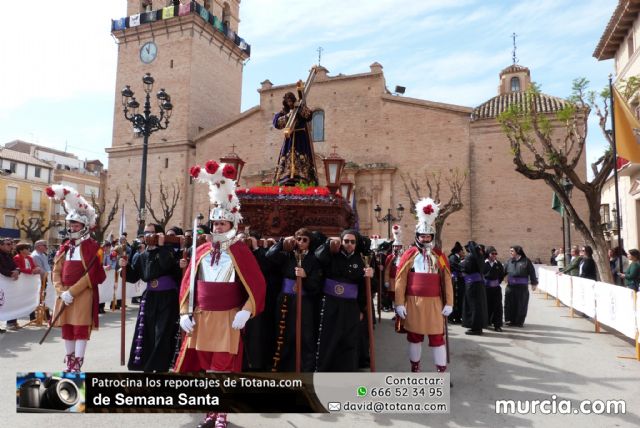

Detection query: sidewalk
xmin=2 ymin=289 xmax=639 ymax=427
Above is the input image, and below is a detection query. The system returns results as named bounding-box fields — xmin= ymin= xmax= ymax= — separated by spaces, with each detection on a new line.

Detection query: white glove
xmin=180 ymin=314 xmax=195 ymax=333
xmin=60 ymin=291 xmax=74 ymax=305
xmin=442 ymin=305 xmax=453 ymax=317
xmin=232 ymin=309 xmax=251 ymax=330
xmin=395 ymin=305 xmax=407 ymax=320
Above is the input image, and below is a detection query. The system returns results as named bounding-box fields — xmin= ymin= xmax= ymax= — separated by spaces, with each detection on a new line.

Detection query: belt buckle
xmin=150 ymin=279 xmax=159 ymax=288
xmin=334 ymin=284 xmax=344 ymax=295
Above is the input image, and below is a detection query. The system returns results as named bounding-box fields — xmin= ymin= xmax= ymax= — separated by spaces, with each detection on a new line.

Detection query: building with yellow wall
xmin=0 ymin=147 xmax=53 ymax=241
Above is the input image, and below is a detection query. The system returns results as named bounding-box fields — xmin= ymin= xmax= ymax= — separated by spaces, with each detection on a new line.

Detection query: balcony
xmin=0 ymin=199 xmax=22 ymax=209
xmin=30 ymin=203 xmax=46 ymax=213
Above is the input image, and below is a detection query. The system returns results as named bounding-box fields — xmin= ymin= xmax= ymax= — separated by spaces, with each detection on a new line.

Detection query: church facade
xmin=106 ymin=0 xmax=585 ymax=261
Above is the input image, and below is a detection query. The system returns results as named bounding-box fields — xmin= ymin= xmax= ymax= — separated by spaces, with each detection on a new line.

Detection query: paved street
xmin=2 ymin=288 xmax=639 ymax=428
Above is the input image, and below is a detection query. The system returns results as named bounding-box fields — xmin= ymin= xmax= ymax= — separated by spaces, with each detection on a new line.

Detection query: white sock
xmin=64 ymin=340 xmax=75 ymax=355
xmin=432 ymin=345 xmax=447 ymax=367
xmin=75 ymin=340 xmax=88 ymax=358
xmin=409 ymin=342 xmax=422 ymax=362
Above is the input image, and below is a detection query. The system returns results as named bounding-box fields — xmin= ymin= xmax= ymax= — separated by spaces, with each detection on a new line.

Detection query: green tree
xmin=498 ymin=78 xmax=616 ymax=283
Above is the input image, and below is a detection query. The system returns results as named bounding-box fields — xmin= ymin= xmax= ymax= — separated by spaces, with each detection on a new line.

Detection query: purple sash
xmin=463 ymin=272 xmax=484 ymax=285
xmin=323 ymin=278 xmax=358 ymax=299
xmin=485 ymin=279 xmax=501 ymax=287
xmin=281 ymin=278 xmax=304 ymax=296
xmin=146 ymin=275 xmax=177 ymax=291
xmin=508 ymin=276 xmax=529 ymax=285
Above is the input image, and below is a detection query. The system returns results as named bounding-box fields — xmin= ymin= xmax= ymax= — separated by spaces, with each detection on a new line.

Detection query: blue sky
xmin=0 ymin=0 xmax=617 ymax=169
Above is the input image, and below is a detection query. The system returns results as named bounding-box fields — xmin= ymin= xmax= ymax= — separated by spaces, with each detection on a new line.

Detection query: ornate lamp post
xmin=323 ymin=146 xmax=345 ymax=195
xmin=121 ymin=73 xmax=173 ymax=235
xmin=219 ymin=144 xmax=246 ymax=183
xmin=339 ymin=178 xmax=353 ymax=201
xmin=373 ymin=203 xmax=405 ymax=239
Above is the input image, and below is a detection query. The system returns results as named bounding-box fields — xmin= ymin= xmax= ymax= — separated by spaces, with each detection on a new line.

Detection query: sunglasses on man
xmin=342 ymin=239 xmax=357 ymax=244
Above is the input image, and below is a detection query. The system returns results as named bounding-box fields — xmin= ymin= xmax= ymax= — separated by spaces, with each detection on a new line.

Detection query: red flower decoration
xmin=393 ymin=225 xmax=399 ymax=230
xmin=190 ymin=165 xmax=201 ymax=178
xmin=231 ymin=207 xmax=238 ymax=213
xmin=422 ymin=205 xmax=434 ymax=215
xmin=222 ymin=164 xmax=236 ymax=179
xmin=205 ymin=160 xmax=219 ymax=174
xmin=45 ymin=187 xmax=55 ymax=197
xmin=63 ymin=188 xmax=70 ymax=195
xmin=228 ymin=194 xmax=233 ymax=202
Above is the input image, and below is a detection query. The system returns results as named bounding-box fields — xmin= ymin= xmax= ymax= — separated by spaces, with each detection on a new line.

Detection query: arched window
xmin=510 ymin=76 xmax=521 ymax=92
xmin=222 ymin=2 xmax=231 ymax=28
xmin=311 ymin=110 xmax=325 ymax=142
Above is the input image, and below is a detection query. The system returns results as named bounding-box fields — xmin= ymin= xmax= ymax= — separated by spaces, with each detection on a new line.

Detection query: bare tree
xmin=127 ymin=178 xmax=181 ymax=230
xmin=90 ymin=190 xmax=120 ymax=243
xmin=400 ymin=168 xmax=468 ymax=249
xmin=497 ymin=78 xmax=619 ymax=283
xmin=15 ymin=216 xmax=58 ymax=244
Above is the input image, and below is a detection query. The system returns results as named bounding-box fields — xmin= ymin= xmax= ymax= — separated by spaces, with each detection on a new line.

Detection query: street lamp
xmin=339 ymin=178 xmax=353 ymax=201
xmin=219 ymin=144 xmax=246 ymax=183
xmin=322 ymin=146 xmax=345 ymax=195
xmin=373 ymin=203 xmax=405 ymax=239
xmin=121 ymin=73 xmax=173 ymax=235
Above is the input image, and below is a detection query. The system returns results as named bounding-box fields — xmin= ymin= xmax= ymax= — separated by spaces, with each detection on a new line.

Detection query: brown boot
xmin=410 ymin=360 xmax=420 ymax=373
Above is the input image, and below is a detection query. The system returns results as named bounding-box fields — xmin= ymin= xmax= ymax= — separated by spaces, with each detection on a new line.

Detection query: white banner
xmin=557 ymin=273 xmax=572 ymax=307
xmin=97 ymin=267 xmax=144 ymax=304
xmin=537 ymin=266 xmax=558 ymax=294
xmin=571 ymin=276 xmax=596 ymax=318
xmin=0 ymin=274 xmax=40 ymax=321
xmin=594 ymin=282 xmax=638 ymax=340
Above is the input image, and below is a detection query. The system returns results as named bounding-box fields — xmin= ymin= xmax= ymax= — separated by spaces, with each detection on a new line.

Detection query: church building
xmin=106 ymin=0 xmax=585 ymax=261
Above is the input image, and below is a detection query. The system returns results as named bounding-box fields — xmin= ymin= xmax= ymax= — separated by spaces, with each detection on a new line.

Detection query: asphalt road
xmin=2 ymin=288 xmax=639 ymax=428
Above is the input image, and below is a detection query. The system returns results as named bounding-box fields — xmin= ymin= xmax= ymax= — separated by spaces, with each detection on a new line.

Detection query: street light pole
xmin=373 ymin=204 xmax=405 ymax=239
xmin=121 ymin=73 xmax=173 ymax=236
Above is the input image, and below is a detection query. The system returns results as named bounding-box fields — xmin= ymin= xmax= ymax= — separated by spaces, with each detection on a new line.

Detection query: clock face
xmin=140 ymin=42 xmax=157 ymax=64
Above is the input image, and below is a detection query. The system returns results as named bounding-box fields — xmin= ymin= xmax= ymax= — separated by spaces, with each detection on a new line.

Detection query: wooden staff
xmin=111 ymin=266 xmax=118 ymax=311
xmin=363 ymin=255 xmax=376 ymax=372
xmin=294 ymin=250 xmax=304 ymax=373
xmin=377 ymin=252 xmax=384 ymax=322
xmin=120 ymin=255 xmax=128 ymax=366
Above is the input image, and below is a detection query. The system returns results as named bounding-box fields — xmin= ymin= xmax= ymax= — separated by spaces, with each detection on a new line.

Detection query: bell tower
xmin=106 ymin=0 xmax=248 ymax=235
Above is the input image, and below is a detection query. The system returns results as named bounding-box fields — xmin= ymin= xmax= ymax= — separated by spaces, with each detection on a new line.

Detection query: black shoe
xmin=512 ymin=323 xmax=524 ymax=327
xmin=494 ymin=326 xmax=503 ymax=332
xmin=99 ymin=308 xmax=106 ymax=314
xmin=465 ymin=329 xmax=482 ymax=335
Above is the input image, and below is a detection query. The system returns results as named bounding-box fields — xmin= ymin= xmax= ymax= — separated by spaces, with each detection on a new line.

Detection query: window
xmin=165 ymin=158 xmax=169 ymax=168
xmin=6 ymin=186 xmax=17 ymax=208
xmin=32 ymin=189 xmax=42 ymax=211
xmin=35 ymin=166 xmax=41 ymax=178
xmin=141 ymin=0 xmax=153 ymax=12
xmin=311 ymin=110 xmax=325 ymax=142
xmin=510 ymin=77 xmax=520 ymax=92
xmin=85 ymin=185 xmax=99 ymax=197
xmin=628 ymin=34 xmax=635 ymax=60
xmin=222 ymin=2 xmax=231 ymax=28
xmin=9 ymin=162 xmax=16 ymax=173
xmin=599 ymin=204 xmax=610 ymax=225
xmin=4 ymin=214 xmax=16 ymax=228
